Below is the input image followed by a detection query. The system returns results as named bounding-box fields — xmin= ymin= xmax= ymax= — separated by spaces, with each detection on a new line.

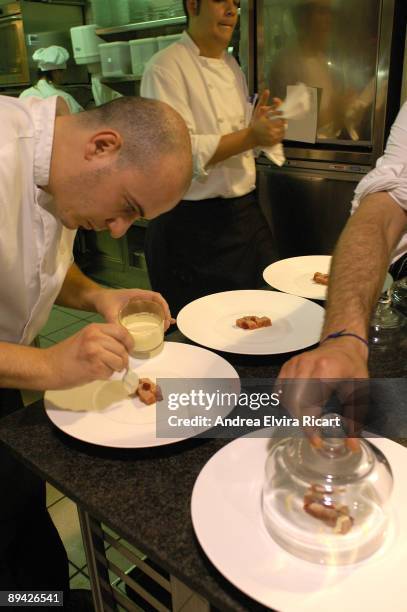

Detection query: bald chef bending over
xmin=0 ymin=95 xmax=192 ymax=596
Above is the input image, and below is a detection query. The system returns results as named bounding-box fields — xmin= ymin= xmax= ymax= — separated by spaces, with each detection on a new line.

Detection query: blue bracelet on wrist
xmin=320 ymin=329 xmax=369 ymax=348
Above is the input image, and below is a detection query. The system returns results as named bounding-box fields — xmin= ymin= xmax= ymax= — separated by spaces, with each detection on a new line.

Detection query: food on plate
xmin=313 ymin=272 xmax=329 ymax=286
xmin=303 ymin=484 xmax=354 ymax=534
xmin=135 ymin=378 xmax=163 ymax=405
xmin=236 ymin=316 xmax=272 ymax=330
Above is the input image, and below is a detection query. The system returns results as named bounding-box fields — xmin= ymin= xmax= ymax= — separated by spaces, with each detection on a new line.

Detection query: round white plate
xmin=44 ymin=342 xmax=239 ymax=448
xmin=177 ymin=290 xmax=324 ymax=355
xmin=263 ymin=256 xmax=393 ymax=300
xmin=191 ymin=434 xmax=406 ymax=612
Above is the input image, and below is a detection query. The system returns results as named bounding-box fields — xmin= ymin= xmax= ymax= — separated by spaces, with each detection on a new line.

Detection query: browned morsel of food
xmin=236 ymin=315 xmax=272 ymax=330
xmin=136 ymin=378 xmax=163 ymax=405
xmin=303 ymin=484 xmax=354 ymax=535
xmin=313 ymin=272 xmax=329 ymax=286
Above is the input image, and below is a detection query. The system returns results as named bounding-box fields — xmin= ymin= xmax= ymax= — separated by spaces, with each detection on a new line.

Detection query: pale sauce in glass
xmin=121 ymin=312 xmax=164 ymax=352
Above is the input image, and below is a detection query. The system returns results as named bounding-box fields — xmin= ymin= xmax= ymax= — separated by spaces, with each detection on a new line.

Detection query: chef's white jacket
xmin=0 ymin=95 xmax=76 ymax=345
xmin=141 ymin=31 xmax=256 ymax=200
xmin=352 ymin=101 xmax=407 ymax=262
xmin=19 ymin=78 xmax=83 ymax=114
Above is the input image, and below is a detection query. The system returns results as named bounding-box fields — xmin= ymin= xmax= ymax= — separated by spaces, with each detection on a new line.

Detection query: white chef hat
xmin=33 ymin=46 xmax=70 ymax=71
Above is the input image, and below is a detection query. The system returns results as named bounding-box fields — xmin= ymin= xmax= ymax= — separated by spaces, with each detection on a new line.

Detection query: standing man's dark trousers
xmin=144 ymin=191 xmax=276 ymax=317
xmin=0 ymin=389 xmax=69 ymax=593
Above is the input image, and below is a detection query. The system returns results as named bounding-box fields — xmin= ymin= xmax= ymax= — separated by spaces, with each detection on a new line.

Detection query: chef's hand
xmin=279 ymin=337 xmax=369 ymax=380
xmin=90 ymin=288 xmax=175 ymax=331
xmin=44 ymin=323 xmax=134 ymax=389
xmin=277 ymin=338 xmax=369 ymax=451
xmin=250 ymin=90 xmax=286 ymax=148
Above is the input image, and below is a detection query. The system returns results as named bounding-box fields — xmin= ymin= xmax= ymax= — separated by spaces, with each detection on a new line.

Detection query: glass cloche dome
xmin=262 ymin=416 xmax=393 ymax=565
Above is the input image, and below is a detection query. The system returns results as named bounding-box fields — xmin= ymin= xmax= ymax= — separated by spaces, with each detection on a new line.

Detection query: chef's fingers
xmin=274 ymin=373 xmax=337 ymax=447
xmin=96 ymin=335 xmax=130 ymax=371
xmin=274 ymin=377 xmax=328 ymax=419
xmin=97 ymin=323 xmax=135 ymax=353
xmin=257 ymin=89 xmax=270 ymax=107
xmin=138 ymin=291 xmax=172 ymax=330
xmin=338 ymin=379 xmax=370 ymax=451
xmin=345 ymin=438 xmax=361 ymax=451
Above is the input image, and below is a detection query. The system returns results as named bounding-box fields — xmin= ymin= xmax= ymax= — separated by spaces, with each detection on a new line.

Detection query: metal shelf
xmin=96 ymin=16 xmax=185 ymax=36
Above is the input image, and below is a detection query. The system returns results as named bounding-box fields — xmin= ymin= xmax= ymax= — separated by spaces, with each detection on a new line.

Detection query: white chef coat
xmin=19 ymin=78 xmax=83 ymax=114
xmin=351 ymin=101 xmax=407 ymax=262
xmin=141 ymin=31 xmax=256 ymax=200
xmin=0 ymin=95 xmax=76 ymax=345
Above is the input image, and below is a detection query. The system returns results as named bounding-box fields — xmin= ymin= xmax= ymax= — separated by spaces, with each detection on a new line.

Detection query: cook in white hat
xmin=19 ymin=45 xmax=83 ymax=114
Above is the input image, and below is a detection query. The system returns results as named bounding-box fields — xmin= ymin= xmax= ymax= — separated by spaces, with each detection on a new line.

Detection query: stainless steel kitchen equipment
xmin=253 ymin=0 xmax=406 ymax=165
xmin=0 ymin=0 xmax=88 ymax=88
xmin=240 ymin=0 xmax=407 ymax=257
xmin=0 ymin=1 xmax=29 ymax=85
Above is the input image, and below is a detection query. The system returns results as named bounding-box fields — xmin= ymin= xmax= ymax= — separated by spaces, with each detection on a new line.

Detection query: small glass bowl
xmin=119 ymin=299 xmax=164 ymax=358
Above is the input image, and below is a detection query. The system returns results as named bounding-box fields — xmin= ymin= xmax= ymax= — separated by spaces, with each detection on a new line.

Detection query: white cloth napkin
xmin=261 ymin=83 xmax=311 ymax=166
xmin=277 ymin=83 xmax=311 ymax=121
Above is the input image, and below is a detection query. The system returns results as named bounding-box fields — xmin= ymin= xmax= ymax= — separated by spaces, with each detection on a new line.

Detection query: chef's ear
xmin=186 ymin=0 xmax=199 ymax=17
xmin=84 ymin=130 xmax=123 ymax=162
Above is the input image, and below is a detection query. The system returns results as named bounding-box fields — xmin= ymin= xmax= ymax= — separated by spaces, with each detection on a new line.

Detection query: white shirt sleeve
xmin=351 ymin=102 xmax=407 ymax=261
xmin=352 ymin=102 xmax=407 ymax=212
xmin=141 ymin=64 xmax=221 ymax=178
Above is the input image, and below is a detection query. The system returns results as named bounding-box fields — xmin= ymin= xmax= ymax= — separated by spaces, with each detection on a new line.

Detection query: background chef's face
xmin=189 ymin=0 xmax=239 ymax=47
xmin=53 ymin=159 xmax=186 ymax=238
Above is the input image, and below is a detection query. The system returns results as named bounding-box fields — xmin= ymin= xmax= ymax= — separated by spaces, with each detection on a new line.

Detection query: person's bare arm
xmin=322 ymin=192 xmax=406 ymax=340
xmin=276 ymin=193 xmax=406 ymax=448
xmin=56 ymin=263 xmax=174 ymax=329
xmin=54 ymin=262 xmax=103 ymax=312
xmin=208 ymin=120 xmax=284 ymax=165
xmin=209 ymin=91 xmax=285 ymax=165
xmin=0 ymin=264 xmax=176 ymax=392
xmin=0 ymin=323 xmax=133 ymax=391
xmin=0 ymin=343 xmax=54 ymax=390
xmin=279 ymin=192 xmax=407 ymax=380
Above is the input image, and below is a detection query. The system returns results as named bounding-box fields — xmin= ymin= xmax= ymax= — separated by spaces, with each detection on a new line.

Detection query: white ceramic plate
xmin=263 ymin=256 xmax=393 ymax=300
xmin=44 ymin=342 xmax=239 ymax=448
xmin=177 ymin=290 xmax=324 ymax=355
xmin=191 ymin=434 xmax=406 ymax=612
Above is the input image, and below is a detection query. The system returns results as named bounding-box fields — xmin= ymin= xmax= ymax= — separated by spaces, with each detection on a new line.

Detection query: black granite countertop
xmin=0 ymin=333 xmax=406 ymax=612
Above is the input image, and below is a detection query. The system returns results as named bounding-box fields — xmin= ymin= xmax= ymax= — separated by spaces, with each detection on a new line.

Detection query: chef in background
xmin=20 ymin=45 xmax=83 ymax=114
xmin=141 ymin=0 xmax=286 ymax=317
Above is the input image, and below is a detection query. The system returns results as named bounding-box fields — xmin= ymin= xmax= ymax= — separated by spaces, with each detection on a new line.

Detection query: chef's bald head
xmin=76 ymin=97 xmax=192 ymax=177
xmin=48 ymin=97 xmax=193 ymax=230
